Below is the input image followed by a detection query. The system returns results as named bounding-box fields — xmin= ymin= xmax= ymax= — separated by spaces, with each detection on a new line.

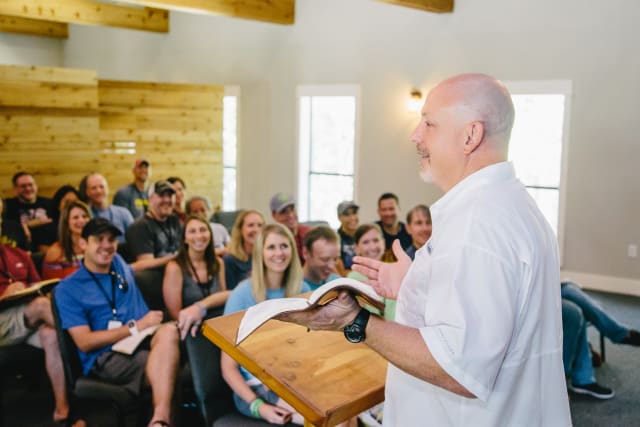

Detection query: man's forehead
xmin=88 ymin=232 xmax=117 ymax=240
xmin=16 ymin=175 xmax=35 ymax=185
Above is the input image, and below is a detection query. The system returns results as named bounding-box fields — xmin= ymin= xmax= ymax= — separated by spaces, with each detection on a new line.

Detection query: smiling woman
xmin=42 ymin=200 xmax=91 ymax=279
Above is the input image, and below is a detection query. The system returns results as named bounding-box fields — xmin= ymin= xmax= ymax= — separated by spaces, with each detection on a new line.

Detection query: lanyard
xmin=186 ymin=257 xmax=212 ymax=299
xmin=86 ymin=265 xmax=120 ymax=320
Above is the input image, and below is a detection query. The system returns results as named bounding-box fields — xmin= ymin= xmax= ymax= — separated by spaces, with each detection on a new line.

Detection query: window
xmin=505 ymin=81 xmax=572 ymax=261
xmin=297 ymin=86 xmax=360 ymax=229
xmin=222 ymin=87 xmax=239 ymax=211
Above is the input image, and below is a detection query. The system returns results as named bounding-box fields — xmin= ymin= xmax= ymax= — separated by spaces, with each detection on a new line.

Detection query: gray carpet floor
xmin=569 ymin=290 xmax=640 ymax=427
xmin=2 ymin=289 xmax=639 ymax=426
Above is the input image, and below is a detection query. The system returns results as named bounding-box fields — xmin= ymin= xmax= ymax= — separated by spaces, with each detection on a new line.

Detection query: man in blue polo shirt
xmin=55 ymin=218 xmax=179 ymax=427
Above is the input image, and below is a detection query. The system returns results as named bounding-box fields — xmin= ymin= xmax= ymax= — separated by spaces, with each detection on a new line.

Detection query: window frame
xmin=504 ymin=80 xmax=572 ymax=265
xmin=222 ymin=85 xmax=240 ymax=211
xmin=295 ymin=85 xmax=361 ymax=224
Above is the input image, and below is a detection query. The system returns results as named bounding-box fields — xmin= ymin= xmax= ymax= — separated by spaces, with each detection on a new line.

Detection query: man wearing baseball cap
xmin=126 ymin=180 xmax=180 ymax=271
xmin=270 ymin=192 xmax=310 ymax=264
xmin=113 ymin=159 xmax=151 ymax=219
xmin=336 ymin=200 xmax=359 ymax=271
xmin=55 ymin=217 xmax=179 ymax=426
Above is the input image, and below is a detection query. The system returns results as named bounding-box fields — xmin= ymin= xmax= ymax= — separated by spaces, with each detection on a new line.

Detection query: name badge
xmin=107 ymin=320 xmax=123 ymax=330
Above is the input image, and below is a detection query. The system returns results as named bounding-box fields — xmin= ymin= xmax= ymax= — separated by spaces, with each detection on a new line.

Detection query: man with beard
xmin=375 ymin=193 xmax=412 ymax=253
xmin=113 ymin=159 xmax=151 ymax=219
xmin=278 ymin=74 xmax=570 ymax=426
xmin=126 ymin=181 xmax=180 ymax=271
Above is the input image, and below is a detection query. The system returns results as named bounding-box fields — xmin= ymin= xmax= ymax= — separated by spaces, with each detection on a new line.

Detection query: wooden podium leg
xmin=303 ymin=420 xmax=317 ymax=427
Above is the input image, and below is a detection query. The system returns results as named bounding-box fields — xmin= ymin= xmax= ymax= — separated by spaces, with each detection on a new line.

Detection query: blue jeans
xmin=561 ymin=282 xmax=629 ymax=342
xmin=562 ymin=299 xmax=594 ymax=385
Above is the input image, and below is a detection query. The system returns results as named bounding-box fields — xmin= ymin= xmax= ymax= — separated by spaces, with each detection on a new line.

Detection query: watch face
xmin=127 ymin=320 xmax=135 ymax=328
xmin=344 ymin=324 xmax=364 ymax=343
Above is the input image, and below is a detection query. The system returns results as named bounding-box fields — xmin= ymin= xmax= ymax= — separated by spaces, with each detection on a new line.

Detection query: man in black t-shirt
xmin=126 ymin=180 xmax=181 ymax=271
xmin=375 ymin=192 xmax=412 ymax=253
xmin=2 ymin=172 xmax=55 ymax=252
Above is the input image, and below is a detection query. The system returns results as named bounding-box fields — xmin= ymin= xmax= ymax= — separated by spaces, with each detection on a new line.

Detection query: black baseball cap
xmin=81 ymin=217 xmax=122 ymax=239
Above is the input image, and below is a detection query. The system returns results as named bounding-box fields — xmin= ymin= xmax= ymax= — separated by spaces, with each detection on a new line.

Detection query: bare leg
xmin=38 ymin=325 xmax=70 ymax=421
xmin=23 ymin=296 xmax=54 ymax=328
xmin=146 ymin=323 xmax=180 ymax=426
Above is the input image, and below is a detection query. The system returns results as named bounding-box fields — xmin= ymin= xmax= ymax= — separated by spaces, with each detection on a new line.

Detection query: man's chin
xmin=419 ymin=169 xmax=434 ymax=183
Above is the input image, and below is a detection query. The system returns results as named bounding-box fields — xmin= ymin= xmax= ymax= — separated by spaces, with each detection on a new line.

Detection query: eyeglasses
xmin=110 ymin=270 xmax=129 ymax=293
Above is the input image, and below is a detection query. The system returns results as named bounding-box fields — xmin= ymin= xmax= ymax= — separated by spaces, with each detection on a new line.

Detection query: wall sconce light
xmin=407 ymin=89 xmax=423 ymax=113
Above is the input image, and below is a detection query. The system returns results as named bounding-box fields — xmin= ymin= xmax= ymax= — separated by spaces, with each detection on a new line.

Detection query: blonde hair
xmin=250 ymin=223 xmax=302 ymax=302
xmin=228 ymin=209 xmax=264 ymax=262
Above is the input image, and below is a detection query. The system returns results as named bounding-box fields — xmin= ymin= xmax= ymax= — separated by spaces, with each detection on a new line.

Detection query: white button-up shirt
xmin=384 ymin=162 xmax=571 ymax=426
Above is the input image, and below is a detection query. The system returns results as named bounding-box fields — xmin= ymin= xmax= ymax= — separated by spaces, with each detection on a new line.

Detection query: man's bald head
xmin=431 ymin=73 xmax=515 ymax=143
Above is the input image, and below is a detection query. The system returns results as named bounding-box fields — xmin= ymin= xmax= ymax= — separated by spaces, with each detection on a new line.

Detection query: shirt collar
xmin=430 ymin=161 xmax=516 ymax=226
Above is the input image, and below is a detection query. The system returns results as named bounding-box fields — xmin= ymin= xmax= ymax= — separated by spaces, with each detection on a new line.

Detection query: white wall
xmin=0 ymin=32 xmax=62 ymax=65
xmin=1 ymin=0 xmax=638 ymax=288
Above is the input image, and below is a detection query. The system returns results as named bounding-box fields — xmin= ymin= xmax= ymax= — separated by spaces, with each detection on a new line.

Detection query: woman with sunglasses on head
xmin=162 ymin=215 xmax=231 ymax=425
xmin=43 ymin=200 xmax=91 ymax=279
xmin=221 ymin=223 xmax=308 ymax=425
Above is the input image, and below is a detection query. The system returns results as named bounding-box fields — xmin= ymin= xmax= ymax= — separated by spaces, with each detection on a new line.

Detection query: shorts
xmin=89 ymin=337 xmax=152 ymax=396
xmin=233 ymin=384 xmax=280 ymax=418
xmin=0 ymin=304 xmax=40 ymax=347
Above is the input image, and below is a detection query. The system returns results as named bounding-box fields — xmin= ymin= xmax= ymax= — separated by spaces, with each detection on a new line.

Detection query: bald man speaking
xmin=279 ymin=74 xmax=570 ymax=426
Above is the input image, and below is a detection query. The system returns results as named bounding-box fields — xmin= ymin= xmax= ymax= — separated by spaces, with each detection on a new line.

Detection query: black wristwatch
xmin=343 ymin=308 xmax=370 ymax=343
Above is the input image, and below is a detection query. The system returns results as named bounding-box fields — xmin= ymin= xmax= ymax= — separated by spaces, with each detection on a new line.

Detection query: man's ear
xmin=302 ymin=246 xmax=310 ymax=261
xmin=463 ymin=121 xmax=485 ymax=155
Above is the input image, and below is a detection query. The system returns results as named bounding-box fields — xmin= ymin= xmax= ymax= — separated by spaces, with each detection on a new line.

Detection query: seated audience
xmin=562 ymin=299 xmax=614 ymax=399
xmin=185 ymin=195 xmax=231 ymax=255
xmin=270 ymin=192 xmax=310 ymax=264
xmin=167 ymin=176 xmax=187 ymax=224
xmin=375 ymin=192 xmax=412 ymax=255
xmin=404 ymin=204 xmax=432 ymax=260
xmin=336 ymin=201 xmax=359 ymax=273
xmin=223 ymin=210 xmax=264 ymax=290
xmin=163 ymin=215 xmax=231 ymax=425
xmin=126 ymin=180 xmax=181 ymax=271
xmin=3 ymin=172 xmax=56 ymax=252
xmin=347 ymin=223 xmax=395 ymax=319
xmin=79 ymin=173 xmax=133 ymax=243
xmin=42 ymin=201 xmax=90 ymax=279
xmin=113 ymin=159 xmax=151 ymax=219
xmin=221 ymin=223 xmax=308 ymax=425
xmin=0 ymin=195 xmax=29 ymax=251
xmin=55 ymin=218 xmax=180 ymax=427
xmin=302 ymin=226 xmax=341 ymax=291
xmin=0 ymin=224 xmax=79 ymax=426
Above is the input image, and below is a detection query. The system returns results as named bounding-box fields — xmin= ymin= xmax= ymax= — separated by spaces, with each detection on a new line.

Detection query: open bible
xmin=112 ymin=325 xmax=160 ymax=355
xmin=0 ymin=279 xmax=59 ymax=309
xmin=235 ymin=277 xmax=384 ymax=345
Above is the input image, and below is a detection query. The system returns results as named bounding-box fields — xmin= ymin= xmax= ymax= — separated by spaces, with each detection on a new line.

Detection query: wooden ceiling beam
xmin=373 ymin=0 xmax=453 ymax=13
xmin=118 ymin=0 xmax=294 ymax=25
xmin=0 ymin=0 xmax=169 ymax=32
xmin=0 ymin=14 xmax=68 ymax=38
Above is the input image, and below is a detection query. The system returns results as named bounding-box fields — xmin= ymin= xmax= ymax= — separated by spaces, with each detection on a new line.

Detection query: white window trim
xmin=504 ymin=80 xmax=572 ymax=266
xmin=295 ymin=85 xmax=361 ymax=222
xmin=223 ymin=85 xmax=240 ymax=211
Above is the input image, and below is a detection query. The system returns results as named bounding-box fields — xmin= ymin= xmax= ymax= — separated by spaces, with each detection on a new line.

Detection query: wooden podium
xmin=202 ymin=311 xmax=387 ymax=427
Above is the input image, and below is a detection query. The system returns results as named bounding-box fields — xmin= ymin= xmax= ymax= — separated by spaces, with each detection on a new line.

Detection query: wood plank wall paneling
xmin=0 ymin=65 xmax=99 ymax=198
xmin=0 ymin=65 xmax=224 ymax=212
xmin=98 ymin=80 xmax=224 ymax=211
xmin=0 ymin=14 xmax=68 ymax=38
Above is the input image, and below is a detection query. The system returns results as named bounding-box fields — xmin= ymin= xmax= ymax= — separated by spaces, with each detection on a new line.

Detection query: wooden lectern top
xmin=203 ymin=311 xmax=387 ymax=427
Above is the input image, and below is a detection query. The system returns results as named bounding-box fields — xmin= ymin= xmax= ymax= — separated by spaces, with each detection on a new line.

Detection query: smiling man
xmin=125 ymin=180 xmax=180 ymax=271
xmin=2 ymin=172 xmax=56 ymax=251
xmin=302 ymin=226 xmax=341 ymax=291
xmin=113 ymin=159 xmax=151 ymax=219
xmin=404 ymin=205 xmax=432 ymax=260
xmin=278 ymin=74 xmax=570 ymax=426
xmin=55 ymin=218 xmax=179 ymax=427
xmin=80 ymin=173 xmax=133 ymax=243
